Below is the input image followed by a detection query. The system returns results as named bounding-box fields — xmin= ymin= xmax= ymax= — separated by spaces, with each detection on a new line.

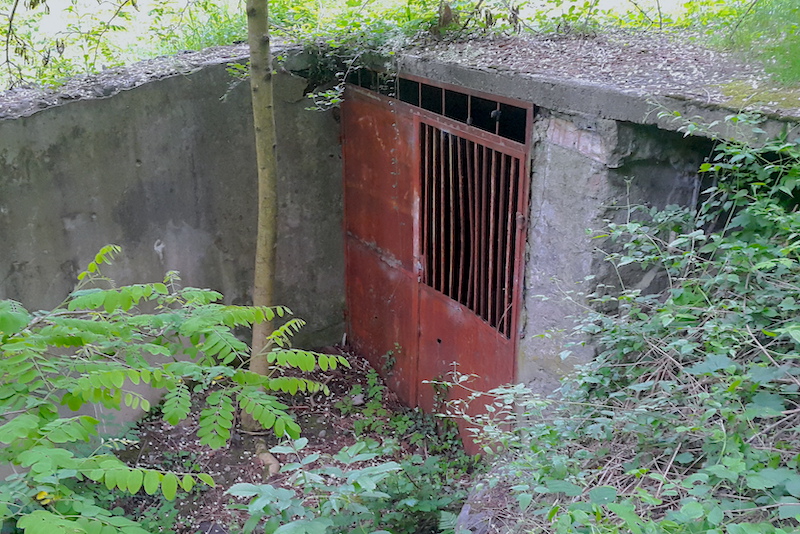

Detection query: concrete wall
xmin=1 ymin=45 xmax=793 ymax=406
xmin=517 ymin=112 xmax=712 ymax=392
xmin=396 ymin=55 xmax=742 ymax=396
xmin=0 ymin=59 xmax=344 ymax=348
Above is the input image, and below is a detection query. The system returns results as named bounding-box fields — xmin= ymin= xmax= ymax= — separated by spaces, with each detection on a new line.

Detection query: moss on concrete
xmin=720 ymin=80 xmax=800 ymax=112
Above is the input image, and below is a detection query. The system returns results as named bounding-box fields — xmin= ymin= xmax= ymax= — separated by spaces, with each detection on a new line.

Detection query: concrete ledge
xmin=397 ymin=55 xmax=800 ymax=143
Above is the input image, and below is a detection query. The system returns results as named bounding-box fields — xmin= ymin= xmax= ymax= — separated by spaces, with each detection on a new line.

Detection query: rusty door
xmin=342 ymin=86 xmax=420 ymax=405
xmin=415 ymin=120 xmax=529 ymax=414
xmin=343 ymin=80 xmax=532 ymax=436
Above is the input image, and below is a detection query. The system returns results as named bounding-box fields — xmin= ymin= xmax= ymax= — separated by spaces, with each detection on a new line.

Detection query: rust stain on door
xmin=342 ymin=82 xmax=532 ymax=453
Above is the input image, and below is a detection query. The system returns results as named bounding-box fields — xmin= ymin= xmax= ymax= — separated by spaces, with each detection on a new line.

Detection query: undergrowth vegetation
xmin=439 ymin=115 xmax=800 ymax=532
xmin=225 ymin=365 xmax=476 ymax=534
xmin=681 ymin=0 xmax=800 ymax=84
xmin=0 ymin=246 xmax=348 ymax=534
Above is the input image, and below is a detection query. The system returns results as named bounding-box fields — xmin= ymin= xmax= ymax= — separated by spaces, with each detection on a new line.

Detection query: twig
xmin=726 ymin=0 xmax=762 ymax=44
xmin=745 ymin=325 xmax=800 ymax=388
xmin=625 ymin=0 xmax=654 ymax=27
xmin=458 ymin=0 xmax=485 ymax=34
xmin=4 ymin=0 xmax=22 ymax=84
xmin=89 ymin=0 xmax=136 ymax=70
xmin=652 ymin=443 xmax=686 ymax=500
xmin=655 ymin=0 xmax=663 ymax=29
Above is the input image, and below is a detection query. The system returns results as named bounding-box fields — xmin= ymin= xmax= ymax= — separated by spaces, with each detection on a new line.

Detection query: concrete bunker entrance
xmin=341 ymin=73 xmax=534 ymax=445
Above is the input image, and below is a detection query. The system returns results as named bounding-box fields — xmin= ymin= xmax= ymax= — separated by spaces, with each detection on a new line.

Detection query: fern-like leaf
xmin=162 ymin=382 xmax=191 ymax=425
xmin=198 ymin=391 xmax=235 ymax=449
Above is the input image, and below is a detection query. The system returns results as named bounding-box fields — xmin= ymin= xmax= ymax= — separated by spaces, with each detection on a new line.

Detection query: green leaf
xmin=0 ymin=300 xmax=31 ymax=336
xmin=127 ymin=469 xmax=144 ymax=494
xmin=679 ymin=501 xmax=704 ymax=520
xmin=517 ymin=492 xmax=533 ymax=511
xmin=103 ymin=291 xmax=122 ymax=314
xmin=0 ymin=414 xmax=39 ymax=444
xmin=786 ymin=476 xmax=800 ymax=498
xmin=707 ymin=506 xmax=724 ymax=525
xmin=545 ymin=480 xmax=582 ymax=497
xmin=274 ymin=418 xmax=286 ymax=437
xmin=776 ymin=324 xmax=800 ymax=344
xmin=607 ymin=503 xmax=643 ymax=534
xmin=686 ymin=354 xmax=737 ymax=375
xmin=143 ymin=470 xmax=161 ymax=495
xmin=273 ymin=518 xmax=334 ymax=534
xmin=778 ymin=500 xmax=800 ymax=520
xmin=745 ymin=392 xmax=785 ymax=418
xmin=705 ymin=463 xmax=741 ymax=483
xmin=181 ymin=474 xmax=195 ymax=492
xmin=161 ymin=472 xmax=178 ymax=500
xmin=197 ymin=473 xmax=215 ymax=487
xmin=588 ymin=486 xmax=617 ymax=505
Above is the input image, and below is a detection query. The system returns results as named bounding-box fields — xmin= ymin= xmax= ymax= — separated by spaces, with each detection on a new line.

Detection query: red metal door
xmin=343 ymin=82 xmax=531 ymax=450
xmin=415 ymin=121 xmax=528 ymax=415
xmin=342 ymin=86 xmax=420 ymax=406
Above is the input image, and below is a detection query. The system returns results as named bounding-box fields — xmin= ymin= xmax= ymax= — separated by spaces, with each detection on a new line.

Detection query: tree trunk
xmin=246 ymin=0 xmax=277 ymax=387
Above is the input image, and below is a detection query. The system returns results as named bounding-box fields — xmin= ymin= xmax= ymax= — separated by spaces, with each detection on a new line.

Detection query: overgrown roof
xmin=406 ymin=30 xmax=800 ymax=121
xmin=2 ymin=30 xmax=799 ymax=128
xmin=0 ymin=44 xmax=250 ymax=120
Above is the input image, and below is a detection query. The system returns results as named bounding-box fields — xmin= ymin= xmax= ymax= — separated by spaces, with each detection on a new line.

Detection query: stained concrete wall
xmin=0 ymin=59 xmax=344 ymax=348
xmin=396 ymin=55 xmax=743 ymax=396
xmin=518 ymin=112 xmax=713 ymax=392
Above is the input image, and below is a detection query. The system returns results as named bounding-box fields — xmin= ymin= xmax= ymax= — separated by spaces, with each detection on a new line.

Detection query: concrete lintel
xmin=397 ymin=54 xmax=800 ymax=143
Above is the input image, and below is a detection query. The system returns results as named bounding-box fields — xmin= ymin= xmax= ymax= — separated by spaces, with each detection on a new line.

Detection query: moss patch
xmin=720 ymin=80 xmax=800 ymax=112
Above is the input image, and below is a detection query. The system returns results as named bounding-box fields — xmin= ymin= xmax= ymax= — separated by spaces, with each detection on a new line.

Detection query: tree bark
xmin=246 ymin=0 xmax=277 ymax=384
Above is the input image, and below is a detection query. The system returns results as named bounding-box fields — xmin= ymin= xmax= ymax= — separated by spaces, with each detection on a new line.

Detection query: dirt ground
xmin=110 ymin=347 xmax=445 ymax=534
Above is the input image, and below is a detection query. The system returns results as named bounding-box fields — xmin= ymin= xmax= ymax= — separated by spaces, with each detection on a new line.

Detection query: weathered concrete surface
xmin=516 ymin=111 xmax=712 ymax=393
xmin=0 ymin=60 xmax=344 ymax=348
xmin=397 ymin=55 xmax=800 ymax=143
xmin=395 ymin=54 xmax=726 ymax=396
xmin=0 ymin=58 xmax=344 ymax=480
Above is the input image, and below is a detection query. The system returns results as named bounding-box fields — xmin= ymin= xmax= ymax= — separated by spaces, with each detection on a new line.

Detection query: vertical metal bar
xmin=430 ymin=126 xmax=438 ymax=290
xmin=495 ymin=103 xmax=501 ymax=136
xmin=487 ymin=148 xmax=498 ymax=327
xmin=478 ymin=144 xmax=489 ymax=321
xmin=438 ymin=129 xmax=447 ymax=293
xmin=447 ymin=133 xmax=457 ymax=298
xmin=494 ymin=152 xmax=508 ymax=330
xmin=510 ymin=148 xmax=532 ymax=345
xmin=465 ymin=140 xmax=475 ymax=309
xmin=421 ymin=124 xmax=430 ymax=285
xmin=500 ymin=155 xmax=516 ymax=337
xmin=457 ymin=138 xmax=468 ymax=304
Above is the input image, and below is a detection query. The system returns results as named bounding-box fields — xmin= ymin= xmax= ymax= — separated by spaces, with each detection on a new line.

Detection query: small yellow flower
xmin=34 ymin=491 xmax=52 ymax=504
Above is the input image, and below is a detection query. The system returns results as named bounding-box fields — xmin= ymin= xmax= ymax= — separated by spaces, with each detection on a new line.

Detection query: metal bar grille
xmin=420 ymin=123 xmax=523 ymax=338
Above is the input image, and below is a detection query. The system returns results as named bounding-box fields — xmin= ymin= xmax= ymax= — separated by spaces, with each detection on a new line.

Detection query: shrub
xmin=0 ymin=245 xmax=347 ymax=534
xmin=440 ymin=116 xmax=800 ymax=533
xmin=228 ymin=438 xmax=469 ymax=534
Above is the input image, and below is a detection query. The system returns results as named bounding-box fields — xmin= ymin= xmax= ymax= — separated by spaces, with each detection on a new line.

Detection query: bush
xmin=229 ymin=438 xmax=469 ymax=534
xmin=683 ymin=0 xmax=800 ymax=84
xmin=441 ymin=116 xmax=800 ymax=533
xmin=0 ymin=245 xmax=347 ymax=534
